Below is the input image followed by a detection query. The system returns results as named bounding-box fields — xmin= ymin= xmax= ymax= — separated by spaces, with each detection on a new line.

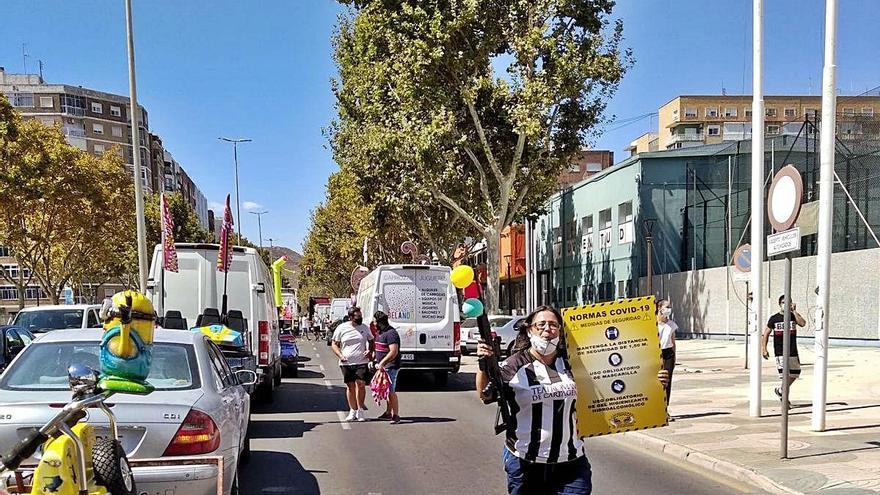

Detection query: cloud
xmin=243 ymin=201 xmax=263 ymax=211
xmin=208 ymin=201 xmax=225 ymax=212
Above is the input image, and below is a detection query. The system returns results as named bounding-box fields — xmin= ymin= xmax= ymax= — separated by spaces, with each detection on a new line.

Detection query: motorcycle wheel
xmin=93 ymin=438 xmax=136 ymax=495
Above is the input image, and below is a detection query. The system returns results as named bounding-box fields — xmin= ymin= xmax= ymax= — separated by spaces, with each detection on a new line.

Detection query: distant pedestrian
xmin=656 ymin=299 xmax=677 ymax=421
xmin=762 ymin=295 xmax=806 ymax=402
xmin=332 ymin=306 xmax=374 ymax=421
xmin=372 ymin=311 xmax=401 ymax=423
xmin=299 ymin=315 xmax=309 ymax=339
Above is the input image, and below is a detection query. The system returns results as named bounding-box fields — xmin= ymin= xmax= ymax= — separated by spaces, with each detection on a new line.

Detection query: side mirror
xmin=235 ymin=369 xmax=258 ymax=387
xmin=253 ymin=283 xmax=266 ymax=294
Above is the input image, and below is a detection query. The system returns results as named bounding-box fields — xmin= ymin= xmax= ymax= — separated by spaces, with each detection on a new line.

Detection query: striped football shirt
xmin=500 ymin=350 xmax=584 ymax=464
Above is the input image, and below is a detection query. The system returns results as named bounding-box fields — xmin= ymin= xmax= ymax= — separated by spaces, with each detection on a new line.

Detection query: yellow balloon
xmin=108 ymin=335 xmax=139 ymax=359
xmin=451 ymin=265 xmax=475 ymax=289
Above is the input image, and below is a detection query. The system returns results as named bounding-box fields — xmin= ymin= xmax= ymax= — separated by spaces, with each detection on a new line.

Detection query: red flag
xmin=217 ymin=194 xmax=234 ymax=272
xmin=160 ymin=193 xmax=179 ymax=272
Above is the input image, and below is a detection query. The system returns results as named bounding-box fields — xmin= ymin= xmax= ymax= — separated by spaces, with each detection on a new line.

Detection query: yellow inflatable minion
xmin=99 ymin=290 xmax=155 ymax=394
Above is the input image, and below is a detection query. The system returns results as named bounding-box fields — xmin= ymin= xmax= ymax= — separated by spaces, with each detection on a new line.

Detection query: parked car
xmin=461 ymin=315 xmax=526 ymax=357
xmin=0 ymin=328 xmax=255 ymax=495
xmin=10 ymin=304 xmax=102 ymax=334
xmin=147 ymin=243 xmax=282 ymax=403
xmin=0 ymin=325 xmax=35 ymax=373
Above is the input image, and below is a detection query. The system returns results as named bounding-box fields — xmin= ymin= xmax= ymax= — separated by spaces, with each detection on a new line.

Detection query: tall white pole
xmin=749 ymin=0 xmax=765 ymax=418
xmin=125 ymin=0 xmax=148 ymax=291
xmin=812 ymin=0 xmax=838 ymax=433
xmin=726 ymin=156 xmax=732 ymax=339
xmin=525 ymin=219 xmax=533 ymax=312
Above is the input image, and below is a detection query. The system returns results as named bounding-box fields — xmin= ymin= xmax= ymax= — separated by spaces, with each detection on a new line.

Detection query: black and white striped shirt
xmin=500 ymin=350 xmax=584 ymax=464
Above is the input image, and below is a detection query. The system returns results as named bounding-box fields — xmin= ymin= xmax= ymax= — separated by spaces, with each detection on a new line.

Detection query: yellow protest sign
xmin=562 ymin=296 xmax=667 ymax=437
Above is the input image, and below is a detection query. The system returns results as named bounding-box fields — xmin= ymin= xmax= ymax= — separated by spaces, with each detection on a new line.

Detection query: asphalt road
xmin=241 ymin=341 xmax=764 ymax=495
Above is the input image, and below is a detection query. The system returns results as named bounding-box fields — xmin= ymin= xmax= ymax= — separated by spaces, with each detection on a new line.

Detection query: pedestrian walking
xmin=656 ymin=298 xmax=677 ymax=421
xmin=761 ymin=295 xmax=807 ymax=402
xmin=476 ymin=305 xmax=668 ymax=495
xmin=299 ymin=315 xmax=309 ymax=339
xmin=331 ymin=306 xmax=374 ymax=421
xmin=372 ymin=311 xmax=401 ymax=423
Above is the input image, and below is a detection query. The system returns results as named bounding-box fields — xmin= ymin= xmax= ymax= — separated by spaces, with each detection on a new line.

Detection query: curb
xmin=616 ymin=431 xmax=804 ymax=495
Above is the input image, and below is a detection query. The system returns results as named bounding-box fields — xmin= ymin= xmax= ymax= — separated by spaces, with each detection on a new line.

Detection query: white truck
xmin=356 ymin=264 xmax=461 ymax=386
xmin=329 ymin=298 xmax=350 ymax=322
xmin=146 ymin=243 xmax=282 ymax=402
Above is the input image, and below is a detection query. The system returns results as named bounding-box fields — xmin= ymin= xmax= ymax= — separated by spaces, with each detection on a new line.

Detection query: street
xmin=241 ymin=342 xmax=760 ymax=495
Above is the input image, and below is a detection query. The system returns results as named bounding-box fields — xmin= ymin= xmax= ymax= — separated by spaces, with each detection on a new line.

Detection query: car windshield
xmin=490 ymin=317 xmax=513 ymax=328
xmin=462 ymin=316 xmax=513 ymax=329
xmin=0 ymin=342 xmax=199 ymax=391
xmin=13 ymin=309 xmax=84 ymax=333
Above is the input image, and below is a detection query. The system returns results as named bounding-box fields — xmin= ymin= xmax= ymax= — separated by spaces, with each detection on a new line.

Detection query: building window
xmin=93 ymin=143 xmax=105 ymax=155
xmin=2 ymin=264 xmax=19 ymax=279
xmin=110 ymin=105 xmax=122 ymax=117
xmin=744 ymin=107 xmax=753 ymax=118
xmin=39 ymin=96 xmax=54 ymax=108
xmin=765 ymin=107 xmax=777 ymax=118
xmin=767 ymin=124 xmax=780 ymax=135
xmin=862 ymin=107 xmax=874 ymax=116
xmin=585 ymin=162 xmax=603 ymax=173
xmin=92 ymin=123 xmax=104 ymax=135
xmin=804 ymin=108 xmax=818 ymax=118
xmin=581 ymin=215 xmax=594 ymax=253
xmin=0 ymin=246 xmax=10 ymax=257
xmin=8 ymin=92 xmax=34 ymax=107
xmin=707 ymin=125 xmax=721 ymax=136
xmin=60 ymin=94 xmax=86 ymax=116
xmin=0 ymin=287 xmax=16 ymax=301
xmin=111 ymin=126 xmax=123 ymax=138
xmin=842 ymin=107 xmax=855 ymax=116
xmin=568 ymin=162 xmax=581 ymax=173
xmin=38 ymin=116 xmax=55 ymax=127
xmin=784 ymin=108 xmax=797 ymax=118
xmin=705 ymin=107 xmax=719 ymax=118
xmin=684 ymin=107 xmax=697 ymax=118
xmin=24 ymin=287 xmax=44 ymax=300
xmin=724 ymin=107 xmax=737 ymax=117
xmin=91 ymin=102 xmax=103 ymax=114
xmin=617 ymin=201 xmax=634 ymax=245
xmin=598 ymin=208 xmax=613 ymax=249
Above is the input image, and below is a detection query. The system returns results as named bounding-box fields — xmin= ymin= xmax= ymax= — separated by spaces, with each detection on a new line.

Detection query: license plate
xmin=401 ymin=353 xmax=414 ymax=361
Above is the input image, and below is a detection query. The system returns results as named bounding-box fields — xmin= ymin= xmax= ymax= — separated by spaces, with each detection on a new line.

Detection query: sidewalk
xmin=624 ymin=339 xmax=880 ymax=495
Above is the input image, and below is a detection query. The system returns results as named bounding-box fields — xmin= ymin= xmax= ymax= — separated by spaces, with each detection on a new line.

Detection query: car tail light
xmin=453 ymin=321 xmax=461 ymax=355
xmin=163 ymin=409 xmax=220 ymax=456
xmin=258 ymin=320 xmax=270 ymax=365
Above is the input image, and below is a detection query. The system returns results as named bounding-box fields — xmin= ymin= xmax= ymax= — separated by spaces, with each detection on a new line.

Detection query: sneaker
xmin=774 ymin=387 xmax=783 ymax=400
xmin=356 ymin=409 xmax=367 ymax=422
xmin=344 ymin=410 xmax=357 ymax=422
xmin=390 ymin=415 xmax=401 ymax=424
xmin=377 ymin=411 xmax=393 ymax=421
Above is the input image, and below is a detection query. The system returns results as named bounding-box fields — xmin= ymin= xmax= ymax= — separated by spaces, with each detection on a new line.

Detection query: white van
xmin=146 ymin=243 xmax=282 ymax=401
xmin=356 ymin=264 xmax=461 ymax=386
xmin=329 ymin=298 xmax=349 ymax=322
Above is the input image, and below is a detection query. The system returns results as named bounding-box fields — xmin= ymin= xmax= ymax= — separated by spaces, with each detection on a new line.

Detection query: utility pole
xmin=749 ymin=0 xmax=766 ymax=418
xmin=125 ymin=0 xmax=148 ymax=291
xmin=813 ymin=0 xmax=838 ymax=432
xmin=218 ymin=137 xmax=252 ymax=244
xmin=249 ymin=210 xmax=268 ymax=251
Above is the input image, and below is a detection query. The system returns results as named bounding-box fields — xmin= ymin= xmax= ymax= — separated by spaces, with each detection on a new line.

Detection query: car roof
xmin=32 ymin=328 xmax=203 ymax=345
xmin=17 ymin=304 xmax=99 ymax=312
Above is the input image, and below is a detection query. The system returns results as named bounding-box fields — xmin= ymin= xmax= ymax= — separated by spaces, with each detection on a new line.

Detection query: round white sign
xmin=770 ymin=175 xmax=797 ymax=224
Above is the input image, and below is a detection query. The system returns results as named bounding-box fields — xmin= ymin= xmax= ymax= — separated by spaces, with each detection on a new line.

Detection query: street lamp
xmin=249 ymin=210 xmax=268 ymax=251
xmin=124 ymin=0 xmax=148 ymax=290
xmin=218 ymin=137 xmax=252 ymax=244
xmin=642 ymin=218 xmax=656 ymax=296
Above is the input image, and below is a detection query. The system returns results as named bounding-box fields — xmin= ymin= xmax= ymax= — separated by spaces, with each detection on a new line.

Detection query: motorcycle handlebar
xmin=0 ymin=430 xmax=50 ymax=472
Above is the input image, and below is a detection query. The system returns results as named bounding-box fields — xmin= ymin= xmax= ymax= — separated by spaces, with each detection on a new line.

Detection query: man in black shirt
xmin=761 ymin=295 xmax=807 ymax=400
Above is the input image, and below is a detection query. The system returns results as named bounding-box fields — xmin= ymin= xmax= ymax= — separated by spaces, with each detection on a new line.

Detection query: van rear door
xmin=413 ymin=268 xmax=454 ymax=353
xmin=376 ymin=268 xmax=418 ymax=350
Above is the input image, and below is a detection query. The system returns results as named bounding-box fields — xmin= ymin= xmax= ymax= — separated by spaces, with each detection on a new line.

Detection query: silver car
xmin=461 ymin=315 xmax=526 ymax=356
xmin=0 ymin=329 xmax=253 ymax=495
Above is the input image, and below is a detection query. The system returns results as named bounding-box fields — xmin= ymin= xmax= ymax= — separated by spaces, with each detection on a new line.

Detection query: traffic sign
xmin=732 ymin=244 xmax=752 ymax=273
xmin=767 ymin=165 xmax=804 ymax=232
xmin=767 ymin=228 xmax=801 ymax=256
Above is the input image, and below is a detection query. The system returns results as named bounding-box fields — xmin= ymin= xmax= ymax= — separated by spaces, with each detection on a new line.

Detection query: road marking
xmin=315 ymin=353 xmax=321 ymax=358
xmin=323 ymin=379 xmax=333 ymax=389
xmin=336 ymin=410 xmax=351 ymax=430
xmin=319 ymin=364 xmax=326 ymax=372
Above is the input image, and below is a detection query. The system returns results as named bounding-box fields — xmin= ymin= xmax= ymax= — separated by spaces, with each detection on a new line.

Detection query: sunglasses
xmin=532 ymin=321 xmax=561 ymax=330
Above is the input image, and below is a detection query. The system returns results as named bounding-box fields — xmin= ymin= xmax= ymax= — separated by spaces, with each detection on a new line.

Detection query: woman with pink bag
xmin=371 ymin=311 xmax=402 ymax=423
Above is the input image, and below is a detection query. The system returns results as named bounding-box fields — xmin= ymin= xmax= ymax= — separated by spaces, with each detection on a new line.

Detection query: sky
xmin=2 ymin=1 xmax=879 ymax=253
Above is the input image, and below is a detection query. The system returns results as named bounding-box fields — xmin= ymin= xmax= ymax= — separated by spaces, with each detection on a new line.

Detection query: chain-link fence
xmin=683 ymin=115 xmax=880 ymax=271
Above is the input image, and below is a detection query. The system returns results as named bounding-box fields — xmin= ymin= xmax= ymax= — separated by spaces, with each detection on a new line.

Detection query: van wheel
xmin=433 ymin=371 xmax=448 ymax=388
xmin=273 ymin=364 xmax=282 ymax=386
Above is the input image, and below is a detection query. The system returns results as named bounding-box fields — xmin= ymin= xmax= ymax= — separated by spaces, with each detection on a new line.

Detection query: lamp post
xmin=249 ymin=210 xmax=268 ymax=251
xmin=218 ymin=137 xmax=252 ymax=244
xmin=504 ymin=254 xmax=513 ymax=315
xmin=124 ymin=0 xmax=148 ymax=290
xmin=642 ymin=218 xmax=656 ymax=296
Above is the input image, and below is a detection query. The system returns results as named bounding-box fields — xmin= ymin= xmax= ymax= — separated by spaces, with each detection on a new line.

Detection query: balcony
xmin=60 ymin=105 xmax=85 ymax=117
xmin=669 ymin=133 xmax=705 ymax=144
xmin=63 ymin=126 xmax=86 ymax=138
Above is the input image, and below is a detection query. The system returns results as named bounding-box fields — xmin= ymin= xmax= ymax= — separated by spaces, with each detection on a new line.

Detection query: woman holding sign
xmin=476 ymin=305 xmax=669 ymax=495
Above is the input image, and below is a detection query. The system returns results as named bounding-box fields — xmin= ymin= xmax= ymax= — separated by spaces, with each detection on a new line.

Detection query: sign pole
xmin=749 ymin=0 xmax=766 ymax=418
xmin=745 ymin=280 xmax=750 ymax=370
xmin=781 ymin=253 xmax=792 ymax=458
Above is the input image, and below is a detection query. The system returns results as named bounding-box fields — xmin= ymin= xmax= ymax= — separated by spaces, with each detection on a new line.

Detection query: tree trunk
xmin=484 ymin=229 xmax=501 ymax=315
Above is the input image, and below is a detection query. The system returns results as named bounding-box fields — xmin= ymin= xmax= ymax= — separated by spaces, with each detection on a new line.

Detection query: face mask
xmin=353 ymin=317 xmax=363 ymax=325
xmin=661 ymin=307 xmax=672 ymax=318
xmin=530 ymin=334 xmax=560 ymax=356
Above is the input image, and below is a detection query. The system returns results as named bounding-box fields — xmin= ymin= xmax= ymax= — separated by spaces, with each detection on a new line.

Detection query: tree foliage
xmin=330 ymin=0 xmax=630 ymax=311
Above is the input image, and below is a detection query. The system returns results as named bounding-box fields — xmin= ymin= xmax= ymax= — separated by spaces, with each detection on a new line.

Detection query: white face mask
xmin=661 ymin=307 xmax=672 ymax=318
xmin=530 ymin=334 xmax=560 ymax=356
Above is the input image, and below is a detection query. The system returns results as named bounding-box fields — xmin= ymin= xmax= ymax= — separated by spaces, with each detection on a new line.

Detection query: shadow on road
xmin=249 ymin=419 xmax=321 ymax=439
xmin=395 ymin=416 xmax=456 ymax=425
xmin=396 ymin=371 xmax=476 ymax=392
xmin=673 ymin=411 xmax=731 ymax=420
xmin=252 ymin=382 xmax=347 ymax=415
xmin=292 ymin=369 xmax=326 ymax=379
xmin=240 ymin=450 xmax=320 ymax=495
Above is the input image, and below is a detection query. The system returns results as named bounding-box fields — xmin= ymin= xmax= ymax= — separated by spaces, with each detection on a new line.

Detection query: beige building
xmin=0 ymin=68 xmax=154 ymax=193
xmin=628 ymin=94 xmax=880 ymax=154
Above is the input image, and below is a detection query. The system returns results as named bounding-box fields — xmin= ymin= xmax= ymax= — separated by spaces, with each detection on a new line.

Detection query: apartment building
xmin=627 ymin=94 xmax=880 ymax=153
xmin=558 ymin=149 xmax=614 ymax=188
xmin=0 ymin=68 xmax=154 ymax=192
xmin=160 ymin=148 xmax=209 ymax=229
